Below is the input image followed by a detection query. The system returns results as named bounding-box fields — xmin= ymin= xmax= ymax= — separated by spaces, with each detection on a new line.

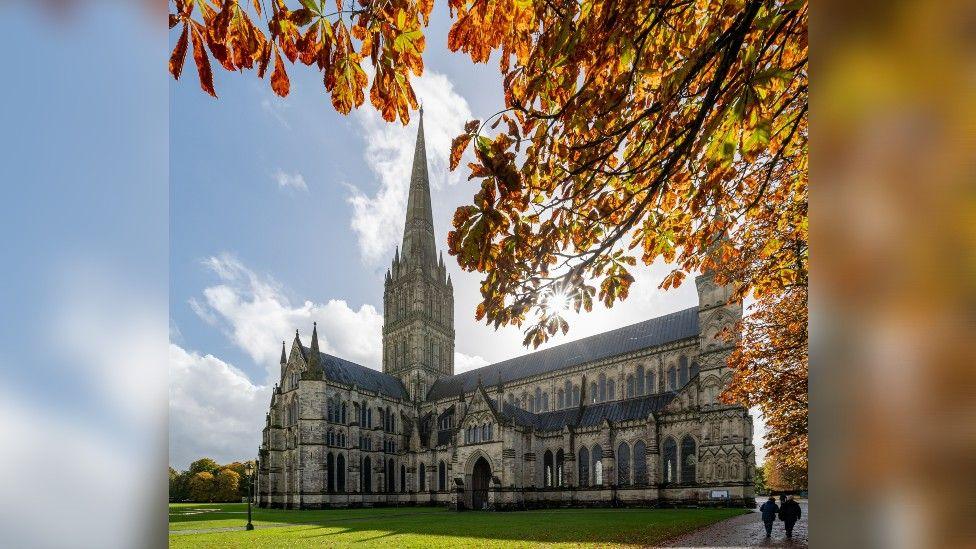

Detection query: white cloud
xmin=273 ymin=169 xmax=308 ymax=192
xmin=169 ymin=344 xmax=267 ymax=469
xmin=261 ymin=96 xmax=291 ymax=129
xmin=347 ymin=70 xmax=474 ymax=264
xmin=191 ymin=253 xmax=384 ymax=385
xmin=454 ymin=351 xmax=490 ymax=374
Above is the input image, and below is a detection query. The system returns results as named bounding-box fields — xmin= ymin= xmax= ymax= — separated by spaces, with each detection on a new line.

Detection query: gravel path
xmin=661 ymin=500 xmax=808 ymax=548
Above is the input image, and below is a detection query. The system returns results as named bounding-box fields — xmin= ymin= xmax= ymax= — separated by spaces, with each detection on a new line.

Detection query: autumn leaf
xmin=169 ymin=25 xmax=190 ymax=80
xmin=190 ymin=25 xmax=216 ymax=98
xmin=271 ymin=48 xmax=290 ymax=97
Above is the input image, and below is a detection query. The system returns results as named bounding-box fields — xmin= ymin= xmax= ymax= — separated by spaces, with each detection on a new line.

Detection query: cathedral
xmin=256 ymin=112 xmax=756 ymax=511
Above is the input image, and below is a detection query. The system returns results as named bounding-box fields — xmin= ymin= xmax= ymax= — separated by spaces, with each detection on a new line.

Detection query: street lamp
xmin=245 ymin=460 xmax=255 ymax=531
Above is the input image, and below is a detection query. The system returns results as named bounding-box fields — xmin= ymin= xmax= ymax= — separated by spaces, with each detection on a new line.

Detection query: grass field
xmin=169 ymin=503 xmax=747 ymax=548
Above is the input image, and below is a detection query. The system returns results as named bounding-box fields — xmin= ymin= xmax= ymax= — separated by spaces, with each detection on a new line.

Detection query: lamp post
xmin=245 ymin=460 xmax=255 ymax=531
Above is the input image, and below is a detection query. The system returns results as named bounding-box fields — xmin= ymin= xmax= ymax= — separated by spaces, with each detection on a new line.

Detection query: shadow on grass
xmin=170 ymin=504 xmax=748 ymax=546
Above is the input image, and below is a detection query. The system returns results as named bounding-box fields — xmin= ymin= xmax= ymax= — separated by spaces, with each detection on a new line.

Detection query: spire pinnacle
xmin=307 ymin=322 xmax=322 ymax=378
xmin=280 ymin=340 xmax=287 ymax=364
xmin=400 ymin=109 xmax=437 ymax=270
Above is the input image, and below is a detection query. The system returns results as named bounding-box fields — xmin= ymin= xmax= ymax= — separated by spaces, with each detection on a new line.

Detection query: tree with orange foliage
xmin=170 ymin=0 xmax=808 ymax=468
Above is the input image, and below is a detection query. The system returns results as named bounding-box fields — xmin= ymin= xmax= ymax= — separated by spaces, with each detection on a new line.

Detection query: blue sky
xmin=167 ymin=4 xmax=764 ymax=469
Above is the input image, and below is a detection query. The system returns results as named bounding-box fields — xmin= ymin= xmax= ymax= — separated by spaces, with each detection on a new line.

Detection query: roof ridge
xmin=429 ymin=306 xmax=700 ymax=398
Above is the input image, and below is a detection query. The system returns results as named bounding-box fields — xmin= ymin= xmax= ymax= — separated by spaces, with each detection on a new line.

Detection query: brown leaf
xmin=257 ymin=41 xmax=273 ymax=78
xmin=169 ymin=25 xmax=190 ymax=80
xmin=190 ymin=26 xmax=217 ymax=97
xmin=271 ymin=48 xmax=291 ymax=97
xmin=252 ymin=0 xmax=262 ymax=17
xmin=450 ymin=133 xmax=473 ymax=171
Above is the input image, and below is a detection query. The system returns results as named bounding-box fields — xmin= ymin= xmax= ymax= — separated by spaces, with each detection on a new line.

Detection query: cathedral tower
xmin=383 ymin=109 xmax=455 ymax=400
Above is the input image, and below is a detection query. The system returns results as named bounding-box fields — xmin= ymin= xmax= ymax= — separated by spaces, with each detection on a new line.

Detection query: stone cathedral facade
xmin=257 ymin=113 xmax=756 ymax=511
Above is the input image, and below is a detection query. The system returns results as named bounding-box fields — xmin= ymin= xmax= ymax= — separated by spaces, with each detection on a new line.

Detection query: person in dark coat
xmin=759 ymin=496 xmax=779 ymax=538
xmin=780 ymin=495 xmax=802 ymax=538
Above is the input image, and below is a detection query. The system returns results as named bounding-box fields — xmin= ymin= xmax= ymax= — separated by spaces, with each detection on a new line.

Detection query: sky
xmin=168 ymin=3 xmax=766 ymax=469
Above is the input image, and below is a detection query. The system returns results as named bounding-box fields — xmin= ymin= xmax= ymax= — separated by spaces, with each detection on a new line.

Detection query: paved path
xmin=661 ymin=500 xmax=808 ymax=548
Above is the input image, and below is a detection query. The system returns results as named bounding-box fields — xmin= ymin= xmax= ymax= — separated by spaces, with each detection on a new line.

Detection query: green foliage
xmin=754 ymin=464 xmax=767 ymax=495
xmin=214 ymin=469 xmax=242 ymax=502
xmin=172 ymin=458 xmax=256 ymax=502
xmin=188 ymin=458 xmax=220 ymax=475
xmin=188 ymin=472 xmax=216 ymax=503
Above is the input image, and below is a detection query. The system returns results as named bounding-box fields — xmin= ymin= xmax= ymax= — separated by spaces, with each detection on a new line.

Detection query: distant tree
xmin=764 ymin=457 xmax=807 ymax=492
xmin=169 ymin=467 xmax=190 ymax=502
xmin=188 ymin=471 xmax=216 ymax=502
xmin=214 ymin=468 xmax=242 ymax=502
xmin=753 ymin=463 xmax=767 ymax=495
xmin=188 ymin=458 xmax=220 ymax=475
xmin=222 ymin=461 xmax=251 ymax=499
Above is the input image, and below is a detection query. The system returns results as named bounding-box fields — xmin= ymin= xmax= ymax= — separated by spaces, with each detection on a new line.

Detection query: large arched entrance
xmin=471 ymin=457 xmax=491 ymax=510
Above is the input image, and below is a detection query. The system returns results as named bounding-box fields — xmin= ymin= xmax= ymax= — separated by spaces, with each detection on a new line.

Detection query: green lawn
xmin=169 ymin=503 xmax=747 ymax=548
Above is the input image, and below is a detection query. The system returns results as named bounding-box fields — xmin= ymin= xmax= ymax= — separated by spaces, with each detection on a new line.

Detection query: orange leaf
xmin=169 ymin=25 xmax=190 ymax=80
xmin=190 ymin=26 xmax=217 ymax=97
xmin=271 ymin=48 xmax=291 ymax=97
xmin=252 ymin=0 xmax=262 ymax=17
xmin=450 ymin=133 xmax=473 ymax=171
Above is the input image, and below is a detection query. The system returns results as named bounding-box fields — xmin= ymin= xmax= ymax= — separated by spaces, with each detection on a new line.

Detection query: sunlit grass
xmin=169 ymin=503 xmax=747 ymax=548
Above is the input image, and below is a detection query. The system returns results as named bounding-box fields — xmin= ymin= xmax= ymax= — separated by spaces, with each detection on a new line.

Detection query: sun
xmin=542 ymin=289 xmax=572 ymax=316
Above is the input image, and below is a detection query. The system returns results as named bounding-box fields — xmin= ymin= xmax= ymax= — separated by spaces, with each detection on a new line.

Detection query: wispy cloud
xmin=346 ymin=70 xmax=474 ymax=264
xmin=261 ymin=97 xmax=291 ymax=129
xmin=454 ymin=351 xmax=490 ymax=374
xmin=273 ymin=169 xmax=308 ymax=192
xmin=169 ymin=344 xmax=267 ymax=469
xmin=190 ymin=253 xmax=384 ymax=384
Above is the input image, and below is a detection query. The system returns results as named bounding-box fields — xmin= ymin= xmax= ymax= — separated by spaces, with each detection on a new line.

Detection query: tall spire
xmin=306 ymin=322 xmax=322 ymax=378
xmin=280 ymin=340 xmax=287 ymax=364
xmin=401 ymin=108 xmax=437 ymax=269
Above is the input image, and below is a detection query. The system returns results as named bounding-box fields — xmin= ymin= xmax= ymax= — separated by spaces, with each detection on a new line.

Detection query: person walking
xmin=780 ymin=495 xmax=802 ymax=539
xmin=759 ymin=496 xmax=779 ymax=538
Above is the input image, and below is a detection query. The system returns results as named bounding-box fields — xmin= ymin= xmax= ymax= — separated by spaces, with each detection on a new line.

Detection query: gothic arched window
xmin=327 ymin=452 xmax=336 ymax=492
xmin=366 ymin=407 xmax=373 ymax=428
xmin=564 ymin=380 xmax=572 ymax=405
xmin=679 ymin=355 xmax=689 ymax=387
xmin=626 ymin=375 xmax=635 ymax=398
xmin=663 ymin=437 xmax=678 ymax=484
xmin=387 ymin=459 xmax=395 ymax=493
xmin=337 ymin=454 xmax=346 ymax=492
xmin=608 ymin=379 xmax=616 ymax=400
xmin=578 ymin=447 xmax=590 ymax=487
xmin=668 ymin=366 xmax=677 ymax=390
xmin=438 ymin=460 xmax=446 ymax=491
xmin=419 ymin=463 xmax=427 ymax=492
xmin=636 ymin=365 xmax=645 ymax=395
xmin=681 ymin=435 xmax=697 ymax=484
xmin=598 ymin=373 xmax=607 ymax=402
xmin=341 ymin=402 xmax=347 ymax=424
xmin=555 ymin=449 xmax=565 ymax=486
xmin=573 ymin=385 xmax=580 ymax=405
xmin=617 ymin=442 xmax=630 ymax=486
xmin=535 ymin=387 xmax=542 ymax=411
xmin=543 ymin=450 xmax=554 ymax=488
xmin=647 ymin=370 xmax=656 ymax=394
xmin=590 ymin=382 xmax=598 ymax=403
xmin=543 ymin=393 xmax=549 ymax=411
xmin=634 ymin=440 xmax=647 ymax=485
xmin=482 ymin=423 xmax=489 ymax=441
xmin=557 ymin=389 xmax=565 ymax=409
xmin=592 ymin=445 xmax=604 ymax=486
xmin=401 ymin=464 xmax=406 ymax=492
xmin=691 ymin=360 xmax=700 ymax=379
xmin=363 ymin=456 xmax=372 ymax=493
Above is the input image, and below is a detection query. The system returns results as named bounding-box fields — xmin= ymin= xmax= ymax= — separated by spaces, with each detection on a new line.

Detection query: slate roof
xmin=498 ymin=392 xmax=678 ymax=432
xmin=302 ymin=346 xmax=408 ymax=400
xmin=428 ymin=306 xmax=700 ymax=400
